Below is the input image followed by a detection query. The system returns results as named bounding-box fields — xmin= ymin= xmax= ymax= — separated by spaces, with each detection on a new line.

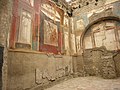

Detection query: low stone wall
xmin=74 ymin=47 xmax=120 ymax=79
xmin=7 ymin=50 xmax=73 ymax=90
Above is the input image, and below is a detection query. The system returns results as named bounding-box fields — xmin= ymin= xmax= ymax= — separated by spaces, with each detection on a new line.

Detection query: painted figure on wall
xmin=39 ymin=2 xmax=63 ymax=53
xmin=44 ymin=20 xmax=58 ymax=46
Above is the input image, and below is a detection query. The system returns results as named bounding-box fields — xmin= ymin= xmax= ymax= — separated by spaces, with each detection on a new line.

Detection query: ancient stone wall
xmin=72 ymin=55 xmax=84 ymax=77
xmin=7 ymin=50 xmax=73 ymax=90
xmin=83 ymin=47 xmax=117 ymax=79
xmin=0 ymin=0 xmax=13 ymax=90
xmin=74 ymin=47 xmax=120 ymax=79
xmin=72 ymin=1 xmax=120 ymax=55
xmin=114 ymin=51 xmax=120 ymax=77
xmin=0 ymin=0 xmax=12 ymax=46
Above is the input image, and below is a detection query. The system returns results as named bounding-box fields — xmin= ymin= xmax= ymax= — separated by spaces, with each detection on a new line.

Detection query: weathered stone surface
xmin=100 ymin=53 xmax=116 ymax=79
xmin=82 ymin=47 xmax=117 ymax=79
xmin=83 ymin=49 xmax=98 ymax=76
xmin=45 ymin=77 xmax=120 ymax=90
xmin=35 ymin=68 xmax=43 ymax=84
xmin=7 ymin=51 xmax=73 ymax=90
xmin=114 ymin=51 xmax=120 ymax=77
xmin=73 ymin=55 xmax=84 ymax=75
xmin=0 ymin=0 xmax=13 ymax=90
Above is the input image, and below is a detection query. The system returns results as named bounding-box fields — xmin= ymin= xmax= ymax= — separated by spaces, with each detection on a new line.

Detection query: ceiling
xmin=51 ymin=0 xmax=100 ymax=16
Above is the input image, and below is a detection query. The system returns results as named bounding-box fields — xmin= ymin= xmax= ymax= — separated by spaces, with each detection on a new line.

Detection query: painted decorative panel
xmin=76 ymin=36 xmax=81 ymax=53
xmin=40 ymin=3 xmax=62 ymax=54
xmin=64 ymin=31 xmax=69 ymax=54
xmin=10 ymin=0 xmax=36 ymax=49
xmin=92 ymin=23 xmax=104 ymax=32
xmin=44 ymin=20 xmax=58 ymax=46
xmin=94 ymin=31 xmax=105 ymax=47
xmin=84 ymin=36 xmax=93 ymax=49
xmin=41 ymin=4 xmax=60 ymax=22
xmin=18 ymin=10 xmax=32 ymax=44
xmin=71 ymin=18 xmax=74 ymax=33
xmin=105 ymin=21 xmax=115 ymax=30
xmin=104 ymin=29 xmax=117 ymax=50
xmin=83 ymin=20 xmax=119 ymax=51
xmin=73 ymin=1 xmax=120 ymax=28
xmin=76 ymin=19 xmax=85 ymax=31
xmin=71 ymin=34 xmax=76 ymax=54
xmin=118 ymin=30 xmax=120 ymax=49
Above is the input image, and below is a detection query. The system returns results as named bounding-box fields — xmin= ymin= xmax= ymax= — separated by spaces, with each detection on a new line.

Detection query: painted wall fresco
xmin=76 ymin=19 xmax=85 ymax=31
xmin=73 ymin=1 xmax=120 ymax=28
xmin=72 ymin=1 xmax=120 ymax=52
xmin=9 ymin=0 xmax=64 ymax=54
xmin=18 ymin=10 xmax=32 ymax=44
xmin=32 ymin=0 xmax=41 ymax=50
xmin=9 ymin=0 xmax=35 ymax=49
xmin=44 ymin=20 xmax=58 ymax=46
xmin=83 ymin=20 xmax=119 ymax=50
xmin=39 ymin=2 xmax=63 ymax=54
xmin=64 ymin=31 xmax=69 ymax=55
xmin=84 ymin=36 xmax=93 ymax=49
xmin=76 ymin=36 xmax=81 ymax=53
xmin=63 ymin=14 xmax=70 ymax=55
xmin=71 ymin=34 xmax=76 ymax=55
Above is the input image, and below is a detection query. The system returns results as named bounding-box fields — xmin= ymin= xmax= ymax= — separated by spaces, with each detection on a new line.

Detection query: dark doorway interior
xmin=0 ymin=47 xmax=3 ymax=90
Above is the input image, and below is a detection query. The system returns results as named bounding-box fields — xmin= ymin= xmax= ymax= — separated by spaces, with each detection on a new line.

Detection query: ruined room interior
xmin=0 ymin=0 xmax=120 ymax=90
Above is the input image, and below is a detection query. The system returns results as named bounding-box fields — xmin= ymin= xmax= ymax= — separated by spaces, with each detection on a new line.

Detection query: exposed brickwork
xmin=114 ymin=51 xmax=120 ymax=77
xmin=74 ymin=47 xmax=120 ymax=79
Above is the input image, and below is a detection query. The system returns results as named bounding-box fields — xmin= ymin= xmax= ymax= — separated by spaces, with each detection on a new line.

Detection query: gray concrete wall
xmin=7 ymin=50 xmax=73 ymax=90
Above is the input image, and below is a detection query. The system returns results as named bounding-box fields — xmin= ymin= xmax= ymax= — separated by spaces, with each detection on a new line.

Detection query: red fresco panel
xmin=9 ymin=0 xmax=19 ymax=48
xmin=39 ymin=0 xmax=63 ymax=54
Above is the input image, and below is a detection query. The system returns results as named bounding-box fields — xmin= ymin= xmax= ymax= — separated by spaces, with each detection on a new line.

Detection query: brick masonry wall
xmin=73 ymin=47 xmax=120 ymax=79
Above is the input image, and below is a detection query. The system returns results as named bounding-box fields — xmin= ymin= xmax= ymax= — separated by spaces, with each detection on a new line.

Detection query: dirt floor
xmin=45 ymin=76 xmax=120 ymax=90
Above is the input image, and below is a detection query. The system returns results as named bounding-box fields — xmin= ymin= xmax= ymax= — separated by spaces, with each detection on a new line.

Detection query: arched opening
xmin=79 ymin=16 xmax=120 ymax=78
xmin=81 ymin=16 xmax=120 ymax=51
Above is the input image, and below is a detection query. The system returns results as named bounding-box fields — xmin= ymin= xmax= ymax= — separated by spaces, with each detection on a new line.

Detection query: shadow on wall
xmin=0 ymin=47 xmax=4 ymax=90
